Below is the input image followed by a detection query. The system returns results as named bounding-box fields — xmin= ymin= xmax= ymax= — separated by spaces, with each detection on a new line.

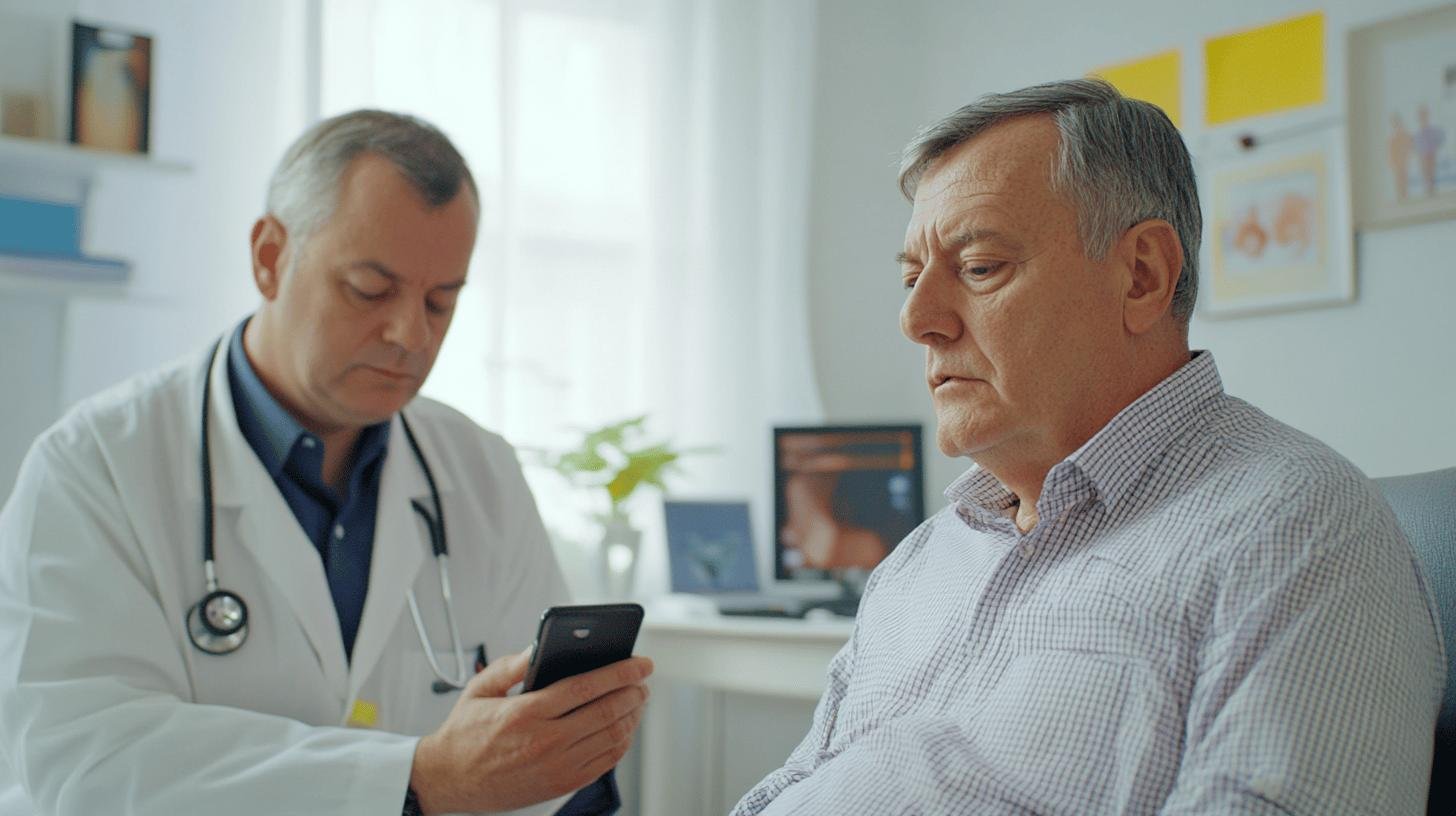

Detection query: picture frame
xmin=663 ymin=499 xmax=758 ymax=594
xmin=69 ymin=21 xmax=152 ymax=154
xmin=1200 ymin=126 xmax=1354 ymax=317
xmin=1348 ymin=3 xmax=1456 ymax=229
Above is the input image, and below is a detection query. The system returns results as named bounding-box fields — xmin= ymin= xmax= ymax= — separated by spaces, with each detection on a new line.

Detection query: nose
xmin=382 ymin=296 xmax=432 ymax=354
xmin=899 ymin=264 xmax=962 ymax=347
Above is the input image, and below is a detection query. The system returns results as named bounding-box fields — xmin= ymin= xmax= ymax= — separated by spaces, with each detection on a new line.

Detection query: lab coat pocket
xmin=369 ymin=646 xmax=468 ymax=735
xmin=973 ymin=650 xmax=1133 ymax=814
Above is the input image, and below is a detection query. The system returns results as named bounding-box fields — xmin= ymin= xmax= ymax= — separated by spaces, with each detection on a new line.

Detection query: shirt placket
xmin=959 ymin=514 xmax=1032 ymax=663
xmin=959 ymin=483 xmax=1092 ymax=665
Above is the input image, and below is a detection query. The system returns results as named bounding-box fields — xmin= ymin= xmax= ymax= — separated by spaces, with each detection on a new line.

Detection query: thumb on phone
xmin=464 ymin=649 xmax=530 ymax=699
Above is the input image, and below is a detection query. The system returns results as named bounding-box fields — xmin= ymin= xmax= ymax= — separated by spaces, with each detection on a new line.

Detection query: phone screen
xmin=521 ymin=603 xmax=644 ymax=692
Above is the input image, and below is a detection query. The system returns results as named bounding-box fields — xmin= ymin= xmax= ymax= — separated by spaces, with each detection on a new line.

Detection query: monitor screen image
xmin=773 ymin=425 xmax=925 ymax=581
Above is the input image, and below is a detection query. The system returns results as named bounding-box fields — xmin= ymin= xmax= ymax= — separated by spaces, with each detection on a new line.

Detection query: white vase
xmin=598 ymin=514 xmax=641 ymax=600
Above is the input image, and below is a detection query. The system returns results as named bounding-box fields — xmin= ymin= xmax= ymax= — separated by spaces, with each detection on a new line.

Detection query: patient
xmin=732 ymin=78 xmax=1444 ymax=815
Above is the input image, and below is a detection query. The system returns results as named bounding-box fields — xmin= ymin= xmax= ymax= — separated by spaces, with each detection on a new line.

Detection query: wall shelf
xmin=0 ymin=252 xmax=130 ymax=299
xmin=0 ymin=134 xmax=188 ymax=299
xmin=0 ymin=134 xmax=190 ymax=184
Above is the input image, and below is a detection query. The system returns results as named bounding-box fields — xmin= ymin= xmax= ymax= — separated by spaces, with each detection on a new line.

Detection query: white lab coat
xmin=0 ymin=341 xmax=575 ymax=816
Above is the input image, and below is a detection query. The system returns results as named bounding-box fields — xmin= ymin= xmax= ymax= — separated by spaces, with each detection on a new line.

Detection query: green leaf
xmin=555 ymin=450 xmax=609 ymax=475
xmin=582 ymin=416 xmax=647 ymax=453
xmin=539 ymin=415 xmax=716 ymax=511
xmin=605 ymin=448 xmax=680 ymax=505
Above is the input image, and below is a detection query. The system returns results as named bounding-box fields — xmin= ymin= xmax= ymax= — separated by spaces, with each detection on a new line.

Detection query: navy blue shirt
xmin=227 ymin=320 xmax=388 ymax=660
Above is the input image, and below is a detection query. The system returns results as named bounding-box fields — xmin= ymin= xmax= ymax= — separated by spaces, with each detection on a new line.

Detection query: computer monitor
xmin=773 ymin=424 xmax=925 ymax=584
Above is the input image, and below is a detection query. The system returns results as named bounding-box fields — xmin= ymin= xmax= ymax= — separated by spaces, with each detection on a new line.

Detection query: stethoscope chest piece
xmin=187 ymin=588 xmax=249 ymax=655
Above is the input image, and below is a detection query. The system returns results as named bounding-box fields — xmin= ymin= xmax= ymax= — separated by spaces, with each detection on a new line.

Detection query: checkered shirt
xmin=732 ymin=351 xmax=1445 ymax=815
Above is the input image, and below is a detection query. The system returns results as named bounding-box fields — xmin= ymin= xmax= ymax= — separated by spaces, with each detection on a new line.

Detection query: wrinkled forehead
xmin=905 ymin=116 xmax=1069 ymax=241
xmin=916 ymin=116 xmax=1061 ymax=208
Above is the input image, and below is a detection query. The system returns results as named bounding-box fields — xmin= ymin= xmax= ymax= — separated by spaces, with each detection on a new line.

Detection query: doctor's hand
xmin=409 ymin=649 xmax=653 ymax=815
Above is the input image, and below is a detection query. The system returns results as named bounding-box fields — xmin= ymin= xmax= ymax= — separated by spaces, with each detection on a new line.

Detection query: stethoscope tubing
xmin=189 ymin=335 xmax=471 ymax=693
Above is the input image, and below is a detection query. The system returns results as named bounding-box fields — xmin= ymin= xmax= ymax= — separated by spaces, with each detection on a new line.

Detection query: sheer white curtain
xmin=320 ymin=0 xmax=822 ymax=593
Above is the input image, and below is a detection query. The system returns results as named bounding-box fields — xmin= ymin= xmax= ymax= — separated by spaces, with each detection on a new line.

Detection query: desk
xmin=636 ymin=615 xmax=853 ymax=816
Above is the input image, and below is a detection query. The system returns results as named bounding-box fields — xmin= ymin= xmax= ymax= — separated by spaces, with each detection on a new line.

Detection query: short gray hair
xmin=899 ymin=78 xmax=1201 ymax=322
xmin=266 ymin=109 xmax=478 ymax=245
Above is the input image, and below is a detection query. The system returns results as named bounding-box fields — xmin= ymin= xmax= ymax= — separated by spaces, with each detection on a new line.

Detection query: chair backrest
xmin=1376 ymin=467 xmax=1456 ymax=815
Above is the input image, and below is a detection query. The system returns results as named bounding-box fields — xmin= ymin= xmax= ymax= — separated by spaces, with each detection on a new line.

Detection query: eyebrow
xmin=340 ymin=260 xmax=467 ymax=291
xmin=896 ymin=228 xmax=1023 ymax=266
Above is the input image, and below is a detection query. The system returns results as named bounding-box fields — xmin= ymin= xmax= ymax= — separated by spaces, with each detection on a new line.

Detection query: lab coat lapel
xmin=203 ymin=347 xmax=351 ymax=698
xmin=346 ymin=412 xmax=442 ymax=699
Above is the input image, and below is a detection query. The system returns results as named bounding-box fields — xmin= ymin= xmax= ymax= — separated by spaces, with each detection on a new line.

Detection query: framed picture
xmin=70 ymin=21 xmax=152 ymax=154
xmin=1349 ymin=4 xmax=1456 ymax=229
xmin=1201 ymin=126 xmax=1354 ymax=317
xmin=663 ymin=499 xmax=758 ymax=594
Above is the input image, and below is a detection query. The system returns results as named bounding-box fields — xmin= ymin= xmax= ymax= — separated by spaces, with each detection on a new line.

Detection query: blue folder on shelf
xmin=0 ymin=195 xmax=82 ymax=257
xmin=0 ymin=195 xmax=130 ymax=286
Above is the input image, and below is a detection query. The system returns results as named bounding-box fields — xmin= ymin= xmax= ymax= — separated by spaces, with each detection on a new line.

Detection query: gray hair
xmin=266 ymin=109 xmax=478 ymax=246
xmin=898 ymin=78 xmax=1201 ymax=322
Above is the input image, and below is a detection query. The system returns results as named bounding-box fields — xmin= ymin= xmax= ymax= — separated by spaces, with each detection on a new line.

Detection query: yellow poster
xmin=1205 ymin=12 xmax=1325 ymax=126
xmin=1093 ymin=49 xmax=1182 ymax=128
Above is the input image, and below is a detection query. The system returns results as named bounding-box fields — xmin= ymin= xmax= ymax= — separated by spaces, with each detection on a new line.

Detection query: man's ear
xmin=1118 ymin=218 xmax=1183 ymax=336
xmin=250 ymin=215 xmax=289 ymax=301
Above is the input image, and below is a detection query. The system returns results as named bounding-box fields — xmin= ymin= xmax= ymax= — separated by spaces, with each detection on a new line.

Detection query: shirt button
xmin=334 ymin=524 xmax=346 ymax=540
xmin=302 ymin=437 xmax=317 ymax=449
xmin=1019 ymin=544 xmax=1035 ymax=558
xmin=1250 ymin=773 xmax=1283 ymax=800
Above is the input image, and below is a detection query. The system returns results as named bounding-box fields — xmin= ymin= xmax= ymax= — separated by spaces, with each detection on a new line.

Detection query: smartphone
xmin=521 ymin=603 xmax=645 ymax=693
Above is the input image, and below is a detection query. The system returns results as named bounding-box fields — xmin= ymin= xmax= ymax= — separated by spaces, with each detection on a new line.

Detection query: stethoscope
xmin=186 ymin=338 xmax=473 ymax=693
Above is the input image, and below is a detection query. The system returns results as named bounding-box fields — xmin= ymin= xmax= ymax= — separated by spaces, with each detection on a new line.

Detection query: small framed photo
xmin=1348 ymin=4 xmax=1456 ymax=229
xmin=1200 ymin=126 xmax=1354 ymax=317
xmin=70 ymin=21 xmax=152 ymax=154
xmin=663 ymin=499 xmax=758 ymax=594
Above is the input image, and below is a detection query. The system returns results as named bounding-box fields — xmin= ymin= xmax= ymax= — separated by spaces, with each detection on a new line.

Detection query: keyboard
xmin=718 ymin=606 xmax=805 ymax=619
xmin=801 ymin=597 xmax=860 ymax=618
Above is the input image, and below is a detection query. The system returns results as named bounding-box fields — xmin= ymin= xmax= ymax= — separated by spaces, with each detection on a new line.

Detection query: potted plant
xmin=538 ymin=416 xmax=708 ymax=597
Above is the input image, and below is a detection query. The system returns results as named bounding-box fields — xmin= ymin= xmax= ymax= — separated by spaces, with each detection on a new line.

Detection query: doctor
xmin=0 ymin=110 xmax=650 ymax=816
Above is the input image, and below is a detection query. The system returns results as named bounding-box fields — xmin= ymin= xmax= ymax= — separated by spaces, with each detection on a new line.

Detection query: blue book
xmin=0 ymin=195 xmax=82 ymax=257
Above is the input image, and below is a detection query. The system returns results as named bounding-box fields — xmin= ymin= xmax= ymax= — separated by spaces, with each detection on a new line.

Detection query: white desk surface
xmin=643 ymin=613 xmax=854 ymax=640
xmin=638 ymin=612 xmax=853 ymax=700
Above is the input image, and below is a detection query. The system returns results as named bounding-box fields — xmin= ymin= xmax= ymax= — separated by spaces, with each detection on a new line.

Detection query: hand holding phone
xmin=522 ymin=603 xmax=645 ymax=692
xmin=409 ymin=605 xmax=650 ymax=814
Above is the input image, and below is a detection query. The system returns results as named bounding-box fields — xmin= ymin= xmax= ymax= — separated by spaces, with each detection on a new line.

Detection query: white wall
xmin=0 ymin=0 xmax=310 ymax=494
xmin=807 ymin=0 xmax=1456 ymax=498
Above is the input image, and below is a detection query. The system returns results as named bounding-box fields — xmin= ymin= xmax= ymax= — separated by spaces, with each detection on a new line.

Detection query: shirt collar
xmin=944 ymin=466 xmax=1018 ymax=521
xmin=350 ymin=419 xmax=392 ymax=482
xmin=228 ymin=318 xmax=309 ymax=479
xmin=946 ymin=351 xmax=1225 ymax=521
xmin=226 ymin=317 xmax=392 ymax=484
